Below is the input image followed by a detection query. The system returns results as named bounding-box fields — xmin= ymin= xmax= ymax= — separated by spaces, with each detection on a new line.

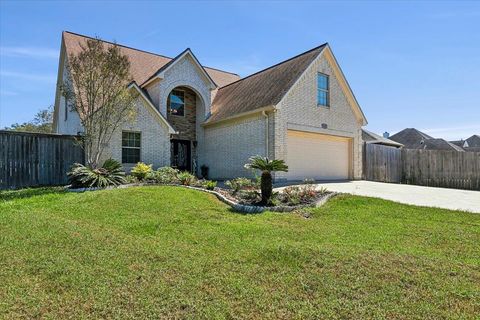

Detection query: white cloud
xmin=0 ymin=70 xmax=56 ymax=83
xmin=0 ymin=46 xmax=59 ymax=59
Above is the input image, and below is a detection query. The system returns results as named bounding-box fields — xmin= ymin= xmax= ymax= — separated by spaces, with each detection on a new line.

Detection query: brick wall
xmin=203 ymin=114 xmax=270 ymax=180
xmin=274 ymin=52 xmax=363 ymax=180
xmin=100 ymin=97 xmax=171 ymax=171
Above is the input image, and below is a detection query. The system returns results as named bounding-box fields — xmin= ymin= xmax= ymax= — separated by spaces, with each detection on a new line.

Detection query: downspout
xmin=262 ymin=110 xmax=269 ymax=158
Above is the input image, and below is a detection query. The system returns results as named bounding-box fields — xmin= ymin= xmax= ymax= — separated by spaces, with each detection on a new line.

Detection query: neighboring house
xmin=389 ymin=128 xmax=464 ymax=151
xmin=362 ymin=129 xmax=403 ymax=148
xmin=53 ymin=31 xmax=367 ymax=181
xmin=450 ymin=135 xmax=480 ymax=152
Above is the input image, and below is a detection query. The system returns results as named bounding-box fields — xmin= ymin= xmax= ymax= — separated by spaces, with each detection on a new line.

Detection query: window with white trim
xmin=122 ymin=131 xmax=141 ymax=163
xmin=317 ymin=73 xmax=329 ymax=107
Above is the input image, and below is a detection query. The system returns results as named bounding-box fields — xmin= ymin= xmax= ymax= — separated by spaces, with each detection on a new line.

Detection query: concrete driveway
xmin=276 ymin=181 xmax=480 ymax=213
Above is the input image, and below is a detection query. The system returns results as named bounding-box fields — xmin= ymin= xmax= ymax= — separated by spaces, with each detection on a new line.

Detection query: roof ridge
xmin=217 ymin=43 xmax=328 ymax=90
xmin=63 ymin=30 xmax=172 ymax=60
xmin=62 ymin=30 xmax=239 ymax=76
xmin=203 ymin=65 xmax=239 ymax=76
xmin=409 ymin=128 xmax=432 ymax=139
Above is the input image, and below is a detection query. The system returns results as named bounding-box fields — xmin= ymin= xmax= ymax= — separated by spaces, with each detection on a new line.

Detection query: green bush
xmin=225 ymin=177 xmax=257 ymax=194
xmin=202 ymin=180 xmax=217 ymax=190
xmin=237 ymin=189 xmax=261 ymax=203
xmin=177 ymin=171 xmax=197 ymax=186
xmin=279 ymin=184 xmax=318 ymax=206
xmin=125 ymin=175 xmax=138 ymax=184
xmin=130 ymin=162 xmax=153 ymax=181
xmin=317 ymin=187 xmax=329 ymax=195
xmin=68 ymin=159 xmax=126 ymax=188
xmin=153 ymin=167 xmax=180 ymax=184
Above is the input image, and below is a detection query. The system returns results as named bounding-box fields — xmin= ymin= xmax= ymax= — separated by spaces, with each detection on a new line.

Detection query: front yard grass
xmin=1 ymin=186 xmax=478 ymax=319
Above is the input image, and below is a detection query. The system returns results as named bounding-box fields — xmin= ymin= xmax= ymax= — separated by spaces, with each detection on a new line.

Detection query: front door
xmin=171 ymin=139 xmax=191 ymax=171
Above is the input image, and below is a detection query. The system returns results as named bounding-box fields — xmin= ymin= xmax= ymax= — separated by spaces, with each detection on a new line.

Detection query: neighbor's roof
xmin=451 ymin=135 xmax=480 ymax=148
xmin=423 ymin=139 xmax=465 ymax=152
xmin=450 ymin=134 xmax=480 ymax=152
xmin=390 ymin=128 xmax=433 ymax=147
xmin=362 ymin=129 xmax=403 ymax=147
xmin=390 ymin=128 xmax=464 ymax=151
xmin=207 ymin=44 xmax=328 ymax=123
xmin=466 ymin=134 xmax=480 ymax=147
xmin=62 ymin=31 xmax=240 ymax=89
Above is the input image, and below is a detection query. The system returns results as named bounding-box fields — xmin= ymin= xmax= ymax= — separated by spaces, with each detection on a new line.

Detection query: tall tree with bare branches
xmin=62 ymin=37 xmax=137 ymax=168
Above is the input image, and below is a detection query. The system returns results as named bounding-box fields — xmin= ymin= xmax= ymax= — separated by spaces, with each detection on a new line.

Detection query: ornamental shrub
xmin=68 ymin=159 xmax=126 ymax=188
xmin=130 ymin=162 xmax=153 ymax=181
xmin=154 ymin=167 xmax=180 ymax=184
xmin=225 ymin=177 xmax=257 ymax=195
xmin=177 ymin=171 xmax=197 ymax=186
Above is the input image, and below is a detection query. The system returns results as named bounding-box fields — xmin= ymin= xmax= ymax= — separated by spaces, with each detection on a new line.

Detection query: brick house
xmin=53 ymin=31 xmax=367 ymax=181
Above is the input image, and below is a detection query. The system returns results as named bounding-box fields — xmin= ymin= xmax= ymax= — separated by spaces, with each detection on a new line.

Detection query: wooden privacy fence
xmin=364 ymin=143 xmax=480 ymax=190
xmin=0 ymin=131 xmax=84 ymax=189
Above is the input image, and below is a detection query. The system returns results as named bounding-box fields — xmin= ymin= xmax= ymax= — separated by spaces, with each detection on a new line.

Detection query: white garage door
xmin=286 ymin=130 xmax=351 ymax=180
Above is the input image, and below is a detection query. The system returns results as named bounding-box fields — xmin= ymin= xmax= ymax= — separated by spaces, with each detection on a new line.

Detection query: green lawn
xmin=0 ymin=186 xmax=479 ymax=319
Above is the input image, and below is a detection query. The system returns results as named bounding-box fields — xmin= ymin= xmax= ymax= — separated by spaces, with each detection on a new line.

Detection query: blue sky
xmin=1 ymin=1 xmax=479 ymax=140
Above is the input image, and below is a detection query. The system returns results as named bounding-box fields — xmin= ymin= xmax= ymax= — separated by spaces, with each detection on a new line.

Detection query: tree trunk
xmin=260 ymin=170 xmax=272 ymax=205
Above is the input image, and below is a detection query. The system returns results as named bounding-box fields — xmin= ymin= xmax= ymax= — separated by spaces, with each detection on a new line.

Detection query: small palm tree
xmin=245 ymin=155 xmax=288 ymax=205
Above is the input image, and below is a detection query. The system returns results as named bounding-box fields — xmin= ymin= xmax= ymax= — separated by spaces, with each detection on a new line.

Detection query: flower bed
xmin=215 ymin=181 xmax=335 ymax=212
xmin=214 ymin=186 xmax=336 ymax=213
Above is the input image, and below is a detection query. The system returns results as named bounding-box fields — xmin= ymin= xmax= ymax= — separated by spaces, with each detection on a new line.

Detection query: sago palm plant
xmin=244 ymin=155 xmax=288 ymax=205
xmin=68 ymin=158 xmax=126 ymax=188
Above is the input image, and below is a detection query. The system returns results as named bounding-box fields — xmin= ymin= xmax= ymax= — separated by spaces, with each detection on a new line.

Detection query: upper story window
xmin=317 ymin=73 xmax=329 ymax=107
xmin=169 ymin=89 xmax=185 ymax=116
xmin=122 ymin=131 xmax=141 ymax=164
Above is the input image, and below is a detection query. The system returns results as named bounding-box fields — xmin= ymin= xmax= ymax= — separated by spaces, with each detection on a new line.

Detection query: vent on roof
xmin=383 ymin=132 xmax=389 ymax=138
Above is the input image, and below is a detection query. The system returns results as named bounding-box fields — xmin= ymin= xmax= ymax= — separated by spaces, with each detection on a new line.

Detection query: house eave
xmin=128 ymin=82 xmax=177 ymax=134
xmin=202 ymin=105 xmax=276 ymax=127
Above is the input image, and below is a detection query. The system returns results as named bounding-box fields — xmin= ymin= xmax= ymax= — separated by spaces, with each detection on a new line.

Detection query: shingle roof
xmin=62 ymin=31 xmax=240 ymax=89
xmin=390 ymin=128 xmax=464 ymax=151
xmin=450 ymin=134 xmax=480 ymax=152
xmin=362 ymin=129 xmax=403 ymax=147
xmin=207 ymin=44 xmax=327 ymax=123
xmin=468 ymin=135 xmax=480 ymax=147
xmin=390 ymin=128 xmax=433 ymax=148
xmin=424 ymin=139 xmax=465 ymax=152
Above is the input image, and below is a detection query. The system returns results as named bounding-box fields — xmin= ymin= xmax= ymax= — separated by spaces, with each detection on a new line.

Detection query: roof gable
xmin=466 ymin=134 xmax=480 ymax=147
xmin=275 ymin=44 xmax=367 ymax=125
xmin=315 ymin=45 xmax=367 ymax=125
xmin=141 ymin=48 xmax=217 ymax=89
xmin=207 ymin=44 xmax=327 ymax=123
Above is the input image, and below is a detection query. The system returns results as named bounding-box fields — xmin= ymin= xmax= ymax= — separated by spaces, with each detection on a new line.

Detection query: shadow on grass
xmin=226 ymin=207 xmax=263 ymax=215
xmin=0 ymin=187 xmax=66 ymax=202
